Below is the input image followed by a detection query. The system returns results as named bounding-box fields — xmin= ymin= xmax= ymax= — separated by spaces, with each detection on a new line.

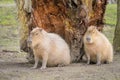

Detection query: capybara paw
xmin=106 ymin=60 xmax=112 ymax=64
xmin=40 ymin=66 xmax=46 ymax=70
xmin=87 ymin=61 xmax=90 ymax=65
xmin=87 ymin=63 xmax=90 ymax=65
xmin=96 ymin=63 xmax=101 ymax=66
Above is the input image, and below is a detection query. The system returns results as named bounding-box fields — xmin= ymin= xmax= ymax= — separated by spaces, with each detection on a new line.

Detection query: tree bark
xmin=16 ymin=0 xmax=107 ymax=63
xmin=113 ymin=0 xmax=120 ymax=53
xmin=15 ymin=0 xmax=34 ymax=62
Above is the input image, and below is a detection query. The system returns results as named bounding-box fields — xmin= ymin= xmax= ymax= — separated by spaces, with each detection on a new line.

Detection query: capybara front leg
xmin=86 ymin=53 xmax=90 ymax=64
xmin=96 ymin=53 xmax=101 ymax=65
xmin=40 ymin=54 xmax=48 ymax=69
xmin=32 ymin=56 xmax=39 ymax=69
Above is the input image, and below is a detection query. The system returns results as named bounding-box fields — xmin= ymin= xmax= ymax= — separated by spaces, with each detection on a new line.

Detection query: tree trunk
xmin=113 ymin=0 xmax=120 ymax=53
xmin=15 ymin=0 xmax=34 ymax=62
xmin=16 ymin=0 xmax=107 ymax=63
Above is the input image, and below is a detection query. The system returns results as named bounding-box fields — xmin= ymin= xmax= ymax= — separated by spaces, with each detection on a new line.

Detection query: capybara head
xmin=30 ymin=27 xmax=46 ymax=40
xmin=84 ymin=26 xmax=98 ymax=44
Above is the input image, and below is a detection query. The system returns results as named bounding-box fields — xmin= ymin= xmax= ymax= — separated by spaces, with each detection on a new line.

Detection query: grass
xmin=103 ymin=26 xmax=115 ymax=44
xmin=0 ymin=26 xmax=19 ymax=51
xmin=105 ymin=4 xmax=117 ymax=26
xmin=0 ymin=1 xmax=19 ymax=51
xmin=0 ymin=6 xmax=17 ymax=26
xmin=103 ymin=4 xmax=117 ymax=44
xmin=0 ymin=0 xmax=14 ymax=4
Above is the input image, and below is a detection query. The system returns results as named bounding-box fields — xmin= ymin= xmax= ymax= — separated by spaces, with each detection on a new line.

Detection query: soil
xmin=0 ymin=51 xmax=120 ymax=80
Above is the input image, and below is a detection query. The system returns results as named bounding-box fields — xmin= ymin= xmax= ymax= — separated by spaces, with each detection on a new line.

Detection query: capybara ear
xmin=89 ymin=25 xmax=96 ymax=29
xmin=91 ymin=26 xmax=96 ymax=30
xmin=92 ymin=26 xmax=96 ymax=29
xmin=35 ymin=27 xmax=42 ymax=32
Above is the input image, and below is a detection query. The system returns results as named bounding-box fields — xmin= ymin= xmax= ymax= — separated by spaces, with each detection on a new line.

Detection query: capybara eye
xmin=31 ymin=32 xmax=34 ymax=35
xmin=88 ymin=31 xmax=91 ymax=33
xmin=35 ymin=33 xmax=38 ymax=35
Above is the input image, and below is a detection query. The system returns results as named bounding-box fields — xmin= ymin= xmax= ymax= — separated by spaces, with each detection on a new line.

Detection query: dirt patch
xmin=0 ymin=51 xmax=120 ymax=80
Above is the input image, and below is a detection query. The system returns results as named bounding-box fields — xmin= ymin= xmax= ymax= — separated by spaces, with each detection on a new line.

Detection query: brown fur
xmin=83 ymin=26 xmax=113 ymax=65
xmin=30 ymin=27 xmax=71 ymax=69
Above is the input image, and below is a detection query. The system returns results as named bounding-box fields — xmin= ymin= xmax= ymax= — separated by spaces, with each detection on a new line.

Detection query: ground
xmin=0 ymin=51 xmax=120 ymax=80
xmin=0 ymin=1 xmax=119 ymax=80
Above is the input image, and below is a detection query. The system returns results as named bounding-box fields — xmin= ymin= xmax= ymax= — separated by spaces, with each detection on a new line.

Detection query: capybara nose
xmin=86 ymin=37 xmax=91 ymax=42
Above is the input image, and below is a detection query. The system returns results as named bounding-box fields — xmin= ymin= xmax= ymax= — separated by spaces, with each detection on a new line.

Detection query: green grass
xmin=0 ymin=1 xmax=19 ymax=51
xmin=105 ymin=4 xmax=117 ymax=26
xmin=0 ymin=26 xmax=19 ymax=51
xmin=0 ymin=0 xmax=14 ymax=4
xmin=103 ymin=4 xmax=117 ymax=44
xmin=0 ymin=7 xmax=17 ymax=26
xmin=103 ymin=26 xmax=115 ymax=44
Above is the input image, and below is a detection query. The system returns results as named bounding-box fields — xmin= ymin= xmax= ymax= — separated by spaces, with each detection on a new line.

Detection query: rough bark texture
xmin=15 ymin=0 xmax=34 ymax=62
xmin=113 ymin=0 xmax=120 ymax=53
xmin=16 ymin=0 xmax=107 ymax=63
xmin=15 ymin=0 xmax=29 ymax=52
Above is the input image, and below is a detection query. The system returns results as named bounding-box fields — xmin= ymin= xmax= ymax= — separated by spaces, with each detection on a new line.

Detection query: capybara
xmin=83 ymin=26 xmax=113 ymax=65
xmin=30 ymin=27 xmax=71 ymax=69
